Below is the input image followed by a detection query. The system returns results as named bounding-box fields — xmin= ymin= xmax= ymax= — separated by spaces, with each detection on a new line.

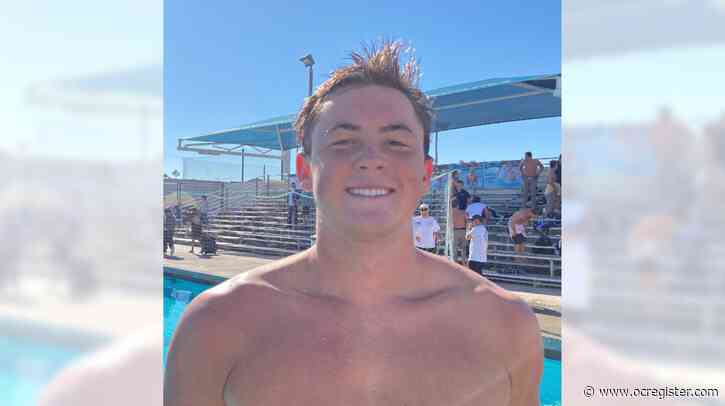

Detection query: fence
xmin=163 ymin=176 xmax=289 ymax=215
xmin=434 ymin=157 xmax=558 ymax=192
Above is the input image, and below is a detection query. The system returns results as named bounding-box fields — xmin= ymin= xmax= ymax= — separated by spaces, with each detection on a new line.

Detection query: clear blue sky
xmin=165 ymin=1 xmax=561 ymax=180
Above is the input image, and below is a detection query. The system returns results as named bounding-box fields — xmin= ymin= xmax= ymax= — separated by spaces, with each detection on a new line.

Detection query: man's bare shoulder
xmin=165 ymin=252 xmax=314 ymax=405
xmin=421 ymin=253 xmax=538 ymax=332
xmin=170 ymin=252 xmax=311 ymax=349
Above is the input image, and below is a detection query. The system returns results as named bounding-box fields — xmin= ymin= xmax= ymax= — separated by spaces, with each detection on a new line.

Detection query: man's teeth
xmin=348 ymin=188 xmax=391 ymax=197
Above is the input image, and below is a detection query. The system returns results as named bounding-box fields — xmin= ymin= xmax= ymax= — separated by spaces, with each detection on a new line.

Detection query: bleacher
xmin=168 ymin=162 xmax=561 ymax=288
xmin=420 ymin=170 xmax=561 ymax=288
xmin=173 ymin=194 xmax=317 ymax=258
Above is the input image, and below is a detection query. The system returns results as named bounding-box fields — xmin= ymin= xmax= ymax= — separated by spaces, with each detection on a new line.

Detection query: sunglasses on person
xmin=421 ymin=208 xmax=429 ymax=212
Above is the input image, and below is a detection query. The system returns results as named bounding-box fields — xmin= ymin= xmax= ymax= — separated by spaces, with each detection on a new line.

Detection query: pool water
xmin=164 ymin=273 xmax=561 ymax=405
xmin=0 ymin=335 xmax=85 ymax=406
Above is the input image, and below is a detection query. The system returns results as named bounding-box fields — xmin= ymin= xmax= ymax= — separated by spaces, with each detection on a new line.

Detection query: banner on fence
xmin=481 ymin=160 xmax=523 ymax=189
xmin=432 ymin=160 xmax=523 ymax=192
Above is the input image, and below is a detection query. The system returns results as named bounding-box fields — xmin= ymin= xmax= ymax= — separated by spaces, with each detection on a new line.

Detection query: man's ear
xmin=424 ymin=156 xmax=434 ymax=180
xmin=422 ymin=156 xmax=433 ymax=192
xmin=296 ymin=153 xmax=313 ymax=192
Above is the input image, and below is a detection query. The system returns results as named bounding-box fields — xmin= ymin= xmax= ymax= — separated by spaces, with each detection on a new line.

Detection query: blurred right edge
xmin=563 ymin=1 xmax=725 ymax=404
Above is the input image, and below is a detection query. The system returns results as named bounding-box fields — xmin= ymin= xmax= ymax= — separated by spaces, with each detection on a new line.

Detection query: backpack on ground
xmin=201 ymin=233 xmax=217 ymax=255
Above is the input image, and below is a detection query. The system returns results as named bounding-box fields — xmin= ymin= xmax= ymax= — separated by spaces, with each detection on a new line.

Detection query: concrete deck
xmin=163 ymin=250 xmax=561 ymax=338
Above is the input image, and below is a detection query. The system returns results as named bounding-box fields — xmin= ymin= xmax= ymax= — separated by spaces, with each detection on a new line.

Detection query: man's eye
xmin=330 ymin=139 xmax=351 ymax=147
xmin=389 ymin=140 xmax=409 ymax=148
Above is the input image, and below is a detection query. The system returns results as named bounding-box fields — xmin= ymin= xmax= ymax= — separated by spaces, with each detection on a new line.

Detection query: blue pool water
xmin=164 ymin=273 xmax=561 ymax=405
xmin=0 ymin=334 xmax=85 ymax=406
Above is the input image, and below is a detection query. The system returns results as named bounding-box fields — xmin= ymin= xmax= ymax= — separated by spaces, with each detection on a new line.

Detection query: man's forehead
xmin=314 ymin=85 xmax=420 ymax=131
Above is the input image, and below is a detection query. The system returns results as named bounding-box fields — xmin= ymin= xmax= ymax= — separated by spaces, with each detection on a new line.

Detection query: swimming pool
xmin=164 ymin=272 xmax=561 ymax=405
xmin=0 ymin=332 xmax=86 ymax=406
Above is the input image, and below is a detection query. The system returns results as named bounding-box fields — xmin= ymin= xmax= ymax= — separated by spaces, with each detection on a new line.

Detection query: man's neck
xmin=308 ymin=222 xmax=423 ymax=305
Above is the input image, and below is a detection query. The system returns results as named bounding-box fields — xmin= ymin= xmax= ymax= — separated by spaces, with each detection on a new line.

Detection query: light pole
xmin=297 ymin=53 xmax=315 ymax=159
xmin=299 ymin=54 xmax=315 ymax=97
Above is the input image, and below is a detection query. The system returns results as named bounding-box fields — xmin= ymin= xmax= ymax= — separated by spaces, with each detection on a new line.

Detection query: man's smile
xmin=345 ymin=187 xmax=395 ymax=198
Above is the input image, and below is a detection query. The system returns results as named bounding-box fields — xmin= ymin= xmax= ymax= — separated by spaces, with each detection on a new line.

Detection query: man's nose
xmin=356 ymin=145 xmax=385 ymax=170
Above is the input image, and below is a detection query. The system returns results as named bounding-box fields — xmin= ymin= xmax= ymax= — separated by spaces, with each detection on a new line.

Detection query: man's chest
xmin=225 ymin=316 xmax=511 ymax=405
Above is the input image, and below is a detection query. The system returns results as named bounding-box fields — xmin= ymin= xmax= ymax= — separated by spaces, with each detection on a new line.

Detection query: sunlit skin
xmin=304 ymin=84 xmax=429 ymax=243
xmin=164 ymin=85 xmax=543 ymax=406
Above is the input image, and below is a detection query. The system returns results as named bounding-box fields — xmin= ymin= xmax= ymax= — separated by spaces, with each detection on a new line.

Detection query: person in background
xmin=173 ymin=205 xmax=182 ymax=226
xmin=452 ymin=179 xmax=470 ymax=211
xmin=287 ymin=187 xmax=298 ymax=225
xmin=451 ymin=169 xmax=461 ymax=184
xmin=451 ymin=179 xmax=471 ymax=263
xmin=189 ymin=208 xmax=202 ymax=254
xmin=466 ymin=214 xmax=488 ymax=275
xmin=519 ymin=152 xmax=544 ymax=209
xmin=545 ymin=160 xmax=561 ymax=218
xmin=466 ymin=195 xmax=491 ymax=224
xmin=467 ymin=168 xmax=479 ymax=194
xmin=556 ymin=154 xmax=561 ymax=187
xmin=451 ymin=199 xmax=468 ymax=264
xmin=199 ymin=195 xmax=209 ymax=224
xmin=508 ymin=207 xmax=538 ymax=263
xmin=164 ymin=208 xmax=176 ymax=256
xmin=412 ymin=203 xmax=440 ymax=253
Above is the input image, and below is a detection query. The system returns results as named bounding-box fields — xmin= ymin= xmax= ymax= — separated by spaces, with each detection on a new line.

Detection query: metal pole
xmin=307 ymin=66 xmax=313 ymax=97
xmin=221 ymin=182 xmax=225 ymax=212
xmin=435 ymin=131 xmax=439 ymax=164
xmin=241 ymin=148 xmax=245 ymax=183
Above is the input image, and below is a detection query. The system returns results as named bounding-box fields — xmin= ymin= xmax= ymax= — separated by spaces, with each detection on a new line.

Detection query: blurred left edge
xmin=0 ymin=1 xmax=164 ymax=405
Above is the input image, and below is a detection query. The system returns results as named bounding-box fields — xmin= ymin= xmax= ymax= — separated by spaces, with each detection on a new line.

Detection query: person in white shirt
xmin=466 ymin=215 xmax=488 ymax=275
xmin=465 ymin=195 xmax=491 ymax=224
xmin=412 ymin=203 xmax=440 ymax=253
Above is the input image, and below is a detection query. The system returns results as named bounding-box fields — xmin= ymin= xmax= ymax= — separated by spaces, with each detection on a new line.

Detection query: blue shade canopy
xmin=181 ymin=74 xmax=560 ymax=151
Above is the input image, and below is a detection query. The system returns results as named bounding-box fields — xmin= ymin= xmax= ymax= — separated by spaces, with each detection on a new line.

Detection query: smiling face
xmin=300 ymin=85 xmax=429 ymax=239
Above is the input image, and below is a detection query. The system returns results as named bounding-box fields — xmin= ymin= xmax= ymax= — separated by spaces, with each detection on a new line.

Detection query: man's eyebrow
xmin=325 ymin=122 xmax=361 ymax=135
xmin=380 ymin=123 xmax=414 ymax=134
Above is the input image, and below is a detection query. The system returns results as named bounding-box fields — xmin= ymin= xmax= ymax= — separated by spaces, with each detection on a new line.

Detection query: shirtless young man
xmin=519 ymin=152 xmax=544 ymax=209
xmin=164 ymin=42 xmax=543 ymax=406
xmin=509 ymin=207 xmax=538 ymax=260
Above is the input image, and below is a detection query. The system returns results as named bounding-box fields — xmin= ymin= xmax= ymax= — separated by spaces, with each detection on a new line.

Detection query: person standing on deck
xmin=412 ymin=203 xmax=440 ymax=253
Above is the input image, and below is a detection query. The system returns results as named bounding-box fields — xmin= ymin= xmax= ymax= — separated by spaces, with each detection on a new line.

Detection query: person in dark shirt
xmin=452 ymin=179 xmax=470 ymax=210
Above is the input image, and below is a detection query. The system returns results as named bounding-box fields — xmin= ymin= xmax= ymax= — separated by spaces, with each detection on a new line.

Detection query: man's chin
xmin=328 ymin=214 xmax=405 ymax=241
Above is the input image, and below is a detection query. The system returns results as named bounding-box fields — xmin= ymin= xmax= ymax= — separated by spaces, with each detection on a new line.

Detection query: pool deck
xmin=164 ymin=250 xmax=561 ymax=339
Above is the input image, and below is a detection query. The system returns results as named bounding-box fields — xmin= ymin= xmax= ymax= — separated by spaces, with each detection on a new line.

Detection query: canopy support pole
xmin=276 ymin=126 xmax=290 ymax=181
xmin=435 ymin=131 xmax=439 ymax=164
